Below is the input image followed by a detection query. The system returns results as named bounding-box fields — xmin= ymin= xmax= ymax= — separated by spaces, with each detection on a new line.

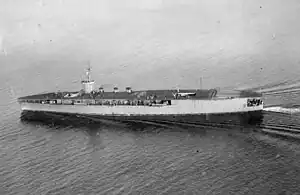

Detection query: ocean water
xmin=2 ymin=68 xmax=300 ymax=195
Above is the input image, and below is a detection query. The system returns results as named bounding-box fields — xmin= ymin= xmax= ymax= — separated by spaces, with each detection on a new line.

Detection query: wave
xmin=263 ymin=106 xmax=300 ymax=114
xmin=248 ymin=80 xmax=290 ymax=92
xmin=238 ymin=79 xmax=300 ymax=95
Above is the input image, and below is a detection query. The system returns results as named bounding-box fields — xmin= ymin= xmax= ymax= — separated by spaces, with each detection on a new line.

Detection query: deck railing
xmin=19 ymin=99 xmax=173 ymax=107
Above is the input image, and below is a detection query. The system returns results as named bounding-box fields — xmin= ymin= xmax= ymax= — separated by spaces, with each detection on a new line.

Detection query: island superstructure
xmin=18 ymin=66 xmax=264 ymax=125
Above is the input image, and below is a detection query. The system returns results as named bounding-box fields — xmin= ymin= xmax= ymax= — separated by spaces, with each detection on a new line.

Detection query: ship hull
xmin=19 ymin=98 xmax=264 ymax=127
xmin=20 ymin=110 xmax=263 ymax=127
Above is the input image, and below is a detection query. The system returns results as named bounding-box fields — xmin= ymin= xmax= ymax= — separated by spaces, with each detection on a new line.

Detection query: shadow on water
xmin=19 ymin=110 xmax=300 ymax=145
xmin=19 ymin=110 xmax=169 ymax=131
xmin=19 ymin=111 xmax=201 ymax=135
xmin=19 ymin=110 xmax=300 ymax=156
xmin=18 ymin=110 xmax=265 ymax=138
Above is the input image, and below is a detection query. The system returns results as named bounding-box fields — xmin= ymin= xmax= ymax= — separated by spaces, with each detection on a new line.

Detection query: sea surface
xmin=2 ymin=68 xmax=300 ymax=195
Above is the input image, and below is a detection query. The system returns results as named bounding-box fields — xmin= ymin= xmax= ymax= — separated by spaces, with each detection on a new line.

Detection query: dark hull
xmin=20 ymin=110 xmax=264 ymax=128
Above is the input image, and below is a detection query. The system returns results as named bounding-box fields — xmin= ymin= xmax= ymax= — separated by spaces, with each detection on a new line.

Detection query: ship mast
xmin=81 ymin=62 xmax=95 ymax=93
xmin=85 ymin=62 xmax=91 ymax=82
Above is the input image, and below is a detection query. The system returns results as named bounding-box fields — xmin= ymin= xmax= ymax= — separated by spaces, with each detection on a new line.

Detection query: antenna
xmin=88 ymin=60 xmax=91 ymax=70
xmin=85 ymin=61 xmax=92 ymax=82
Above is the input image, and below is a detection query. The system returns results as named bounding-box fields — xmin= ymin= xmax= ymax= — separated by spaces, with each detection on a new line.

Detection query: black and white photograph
xmin=1 ymin=0 xmax=300 ymax=194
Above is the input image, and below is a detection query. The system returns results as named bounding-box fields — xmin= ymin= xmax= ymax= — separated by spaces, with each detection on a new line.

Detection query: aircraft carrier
xmin=18 ymin=66 xmax=264 ymax=126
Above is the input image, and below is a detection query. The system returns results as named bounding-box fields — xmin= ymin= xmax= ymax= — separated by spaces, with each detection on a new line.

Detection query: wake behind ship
xmin=18 ymin=66 xmax=264 ymax=126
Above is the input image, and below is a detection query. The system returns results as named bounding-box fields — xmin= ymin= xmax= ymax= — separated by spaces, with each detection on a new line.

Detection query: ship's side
xmin=18 ymin=94 xmax=263 ymax=125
